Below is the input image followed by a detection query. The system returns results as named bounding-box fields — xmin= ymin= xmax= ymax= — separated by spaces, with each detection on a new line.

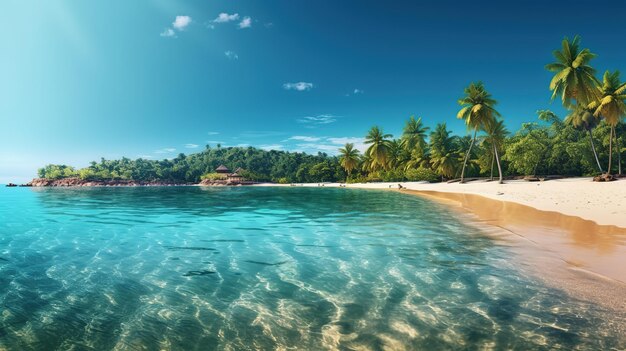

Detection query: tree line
xmin=341 ymin=35 xmax=624 ymax=183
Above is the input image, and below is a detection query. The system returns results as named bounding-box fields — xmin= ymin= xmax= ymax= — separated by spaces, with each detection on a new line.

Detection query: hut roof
xmin=234 ymin=167 xmax=244 ymax=173
xmin=216 ymin=165 xmax=230 ymax=173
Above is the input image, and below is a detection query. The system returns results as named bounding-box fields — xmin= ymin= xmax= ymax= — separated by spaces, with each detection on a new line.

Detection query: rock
xmin=593 ymin=174 xmax=616 ymax=182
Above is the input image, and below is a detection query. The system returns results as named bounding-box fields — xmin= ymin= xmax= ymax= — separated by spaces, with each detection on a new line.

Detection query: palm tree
xmin=364 ymin=126 xmax=392 ymax=171
xmin=483 ymin=119 xmax=509 ymax=183
xmin=564 ymin=106 xmax=603 ymax=173
xmin=387 ymin=139 xmax=404 ymax=169
xmin=545 ymin=35 xmax=599 ymax=108
xmin=338 ymin=143 xmax=360 ymax=179
xmin=429 ymin=123 xmax=460 ymax=180
xmin=589 ymin=70 xmax=626 ymax=175
xmin=401 ymin=116 xmax=430 ymax=153
xmin=457 ymin=82 xmax=500 ymax=183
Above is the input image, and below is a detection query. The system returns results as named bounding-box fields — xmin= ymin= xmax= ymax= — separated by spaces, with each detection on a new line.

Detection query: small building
xmin=215 ymin=165 xmax=230 ymax=174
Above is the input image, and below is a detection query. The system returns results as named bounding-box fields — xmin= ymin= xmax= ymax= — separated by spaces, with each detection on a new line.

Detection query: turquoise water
xmin=0 ymin=186 xmax=624 ymax=350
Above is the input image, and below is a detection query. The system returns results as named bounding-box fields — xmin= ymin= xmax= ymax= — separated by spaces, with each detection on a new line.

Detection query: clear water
xmin=0 ymin=186 xmax=624 ymax=350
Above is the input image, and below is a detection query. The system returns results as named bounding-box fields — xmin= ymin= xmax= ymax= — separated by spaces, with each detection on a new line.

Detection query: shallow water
xmin=0 ymin=186 xmax=624 ymax=350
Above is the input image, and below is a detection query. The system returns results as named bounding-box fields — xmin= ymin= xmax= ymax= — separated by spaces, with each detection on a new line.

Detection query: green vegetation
xmin=37 ymin=35 xmax=625 ymax=184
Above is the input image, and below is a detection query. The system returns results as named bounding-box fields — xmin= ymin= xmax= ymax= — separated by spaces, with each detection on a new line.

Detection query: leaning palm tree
xmin=457 ymin=82 xmax=500 ymax=183
xmin=401 ymin=116 xmax=430 ymax=153
xmin=589 ymin=70 xmax=626 ymax=175
xmin=564 ymin=106 xmax=603 ymax=173
xmin=364 ymin=126 xmax=392 ymax=171
xmin=338 ymin=143 xmax=360 ymax=179
xmin=545 ymin=35 xmax=599 ymax=108
xmin=483 ymin=119 xmax=509 ymax=184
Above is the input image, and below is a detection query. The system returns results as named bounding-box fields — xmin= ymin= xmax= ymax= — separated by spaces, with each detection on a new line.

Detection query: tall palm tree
xmin=564 ymin=106 xmax=603 ymax=173
xmin=483 ymin=119 xmax=509 ymax=184
xmin=364 ymin=126 xmax=392 ymax=171
xmin=429 ymin=123 xmax=460 ymax=180
xmin=545 ymin=35 xmax=599 ymax=108
xmin=457 ymin=82 xmax=500 ymax=183
xmin=589 ymin=70 xmax=626 ymax=175
xmin=401 ymin=116 xmax=430 ymax=153
xmin=338 ymin=143 xmax=360 ymax=179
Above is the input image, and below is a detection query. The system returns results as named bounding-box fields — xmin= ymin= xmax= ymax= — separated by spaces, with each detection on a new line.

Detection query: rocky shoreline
xmin=15 ymin=177 xmax=254 ymax=187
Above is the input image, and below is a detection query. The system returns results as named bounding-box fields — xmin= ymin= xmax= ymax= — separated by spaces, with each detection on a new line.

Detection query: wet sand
xmin=404 ymin=190 xmax=626 ymax=312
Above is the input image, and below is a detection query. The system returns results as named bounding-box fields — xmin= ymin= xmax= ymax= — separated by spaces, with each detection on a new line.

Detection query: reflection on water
xmin=0 ymin=186 xmax=624 ymax=350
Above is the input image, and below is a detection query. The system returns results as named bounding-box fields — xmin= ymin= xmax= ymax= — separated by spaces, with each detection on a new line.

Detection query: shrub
xmin=405 ymin=167 xmax=439 ymax=182
xmin=200 ymin=172 xmax=226 ymax=181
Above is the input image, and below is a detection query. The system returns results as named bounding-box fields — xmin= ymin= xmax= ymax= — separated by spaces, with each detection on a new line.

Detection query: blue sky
xmin=1 ymin=0 xmax=626 ymax=183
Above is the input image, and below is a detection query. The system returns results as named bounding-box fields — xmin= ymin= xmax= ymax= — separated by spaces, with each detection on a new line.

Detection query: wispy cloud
xmin=155 ymin=148 xmax=176 ymax=154
xmin=138 ymin=155 xmax=154 ymax=159
xmin=238 ymin=16 xmax=252 ymax=29
xmin=225 ymin=51 xmax=239 ymax=60
xmin=161 ymin=15 xmax=192 ymax=38
xmin=213 ymin=13 xmax=240 ymax=23
xmin=185 ymin=143 xmax=199 ymax=149
xmin=353 ymin=88 xmax=363 ymax=94
xmin=297 ymin=114 xmax=337 ymax=127
xmin=288 ymin=136 xmax=321 ymax=142
xmin=160 ymin=28 xmax=176 ymax=38
xmin=284 ymin=136 xmax=366 ymax=155
xmin=207 ymin=131 xmax=219 ymax=135
xmin=260 ymin=144 xmax=283 ymax=151
xmin=283 ymin=82 xmax=313 ymax=91
xmin=173 ymin=16 xmax=192 ymax=30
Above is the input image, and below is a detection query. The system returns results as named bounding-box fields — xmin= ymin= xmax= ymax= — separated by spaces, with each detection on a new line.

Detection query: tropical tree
xmin=589 ymin=70 xmax=626 ymax=175
xmin=564 ymin=106 xmax=603 ymax=172
xmin=483 ymin=119 xmax=509 ymax=183
xmin=401 ymin=116 xmax=429 ymax=153
xmin=429 ymin=123 xmax=460 ymax=180
xmin=338 ymin=143 xmax=360 ymax=179
xmin=457 ymin=82 xmax=500 ymax=183
xmin=387 ymin=139 xmax=404 ymax=169
xmin=545 ymin=35 xmax=599 ymax=108
xmin=364 ymin=126 xmax=393 ymax=171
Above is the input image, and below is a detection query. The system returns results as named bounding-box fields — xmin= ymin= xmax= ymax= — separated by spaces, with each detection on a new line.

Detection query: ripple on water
xmin=0 ymin=186 xmax=624 ymax=350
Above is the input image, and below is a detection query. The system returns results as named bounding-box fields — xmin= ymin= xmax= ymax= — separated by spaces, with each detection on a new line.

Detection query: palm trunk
xmin=607 ymin=125 xmax=614 ymax=176
xmin=494 ymin=143 xmax=504 ymax=184
xmin=460 ymin=129 xmax=477 ymax=183
xmin=490 ymin=149 xmax=495 ymax=181
xmin=587 ymin=128 xmax=603 ymax=173
xmin=615 ymin=127 xmax=622 ymax=175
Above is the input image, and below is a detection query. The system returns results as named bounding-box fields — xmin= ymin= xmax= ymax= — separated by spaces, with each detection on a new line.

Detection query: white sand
xmin=258 ymin=178 xmax=626 ymax=228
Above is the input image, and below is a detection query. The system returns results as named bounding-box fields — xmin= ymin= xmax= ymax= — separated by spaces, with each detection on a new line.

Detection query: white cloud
xmin=297 ymin=114 xmax=337 ymax=126
xmin=296 ymin=143 xmax=339 ymax=153
xmin=155 ymin=148 xmax=176 ymax=154
xmin=207 ymin=131 xmax=219 ymax=135
xmin=238 ymin=16 xmax=252 ymax=29
xmin=260 ymin=144 xmax=283 ymax=151
xmin=225 ymin=51 xmax=239 ymax=60
xmin=173 ymin=16 xmax=192 ymax=30
xmin=283 ymin=82 xmax=313 ymax=91
xmin=327 ymin=137 xmax=367 ymax=152
xmin=138 ymin=155 xmax=154 ymax=159
xmin=214 ymin=13 xmax=240 ymax=23
xmin=288 ymin=136 xmax=321 ymax=142
xmin=185 ymin=144 xmax=199 ymax=149
xmin=353 ymin=88 xmax=363 ymax=94
xmin=160 ymin=28 xmax=176 ymax=37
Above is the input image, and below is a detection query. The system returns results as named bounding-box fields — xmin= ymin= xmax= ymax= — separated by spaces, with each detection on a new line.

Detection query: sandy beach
xmin=258 ymin=178 xmax=626 ymax=311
